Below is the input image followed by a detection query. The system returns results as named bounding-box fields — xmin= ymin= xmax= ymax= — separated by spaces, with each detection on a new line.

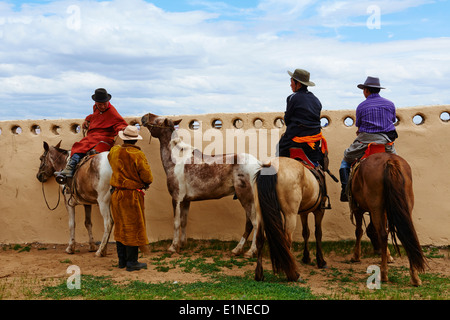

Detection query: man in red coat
xmin=56 ymin=88 xmax=128 ymax=184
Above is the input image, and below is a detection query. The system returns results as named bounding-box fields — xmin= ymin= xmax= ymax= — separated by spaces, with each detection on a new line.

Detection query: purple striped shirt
xmin=356 ymin=93 xmax=396 ymax=133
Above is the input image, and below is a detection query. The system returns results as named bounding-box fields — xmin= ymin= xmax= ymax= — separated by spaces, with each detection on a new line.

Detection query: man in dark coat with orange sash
xmin=56 ymin=88 xmax=128 ymax=183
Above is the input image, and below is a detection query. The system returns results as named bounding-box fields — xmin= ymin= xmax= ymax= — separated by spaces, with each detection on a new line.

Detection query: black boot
xmin=116 ymin=242 xmax=127 ymax=269
xmin=339 ymin=167 xmax=350 ymax=202
xmin=126 ymin=246 xmax=147 ymax=272
xmin=55 ymin=153 xmax=82 ymax=184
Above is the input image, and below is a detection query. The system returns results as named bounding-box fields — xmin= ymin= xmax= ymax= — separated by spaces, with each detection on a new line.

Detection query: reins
xmin=41 ymin=181 xmax=61 ymax=211
xmin=144 ymin=122 xmax=173 ymax=145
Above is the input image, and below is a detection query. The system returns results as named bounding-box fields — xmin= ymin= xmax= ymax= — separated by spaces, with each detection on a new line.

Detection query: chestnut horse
xmin=254 ymin=156 xmax=328 ymax=282
xmin=36 ymin=141 xmax=113 ymax=257
xmin=141 ymin=113 xmax=260 ymax=257
xmin=349 ymin=152 xmax=427 ymax=286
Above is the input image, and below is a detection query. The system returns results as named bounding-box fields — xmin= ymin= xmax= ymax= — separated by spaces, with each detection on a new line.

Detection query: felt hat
xmin=92 ymin=88 xmax=112 ymax=102
xmin=357 ymin=76 xmax=385 ymax=89
xmin=287 ymin=69 xmax=316 ymax=87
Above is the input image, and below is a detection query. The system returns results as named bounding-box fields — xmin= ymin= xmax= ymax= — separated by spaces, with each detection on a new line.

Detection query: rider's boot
xmin=55 ymin=153 xmax=82 ymax=184
xmin=339 ymin=167 xmax=350 ymax=202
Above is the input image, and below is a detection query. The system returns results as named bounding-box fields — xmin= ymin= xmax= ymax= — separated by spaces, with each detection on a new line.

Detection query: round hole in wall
xmin=189 ymin=120 xmax=200 ymax=130
xmin=253 ymin=118 xmax=263 ymax=129
xmin=71 ymin=124 xmax=81 ymax=134
xmin=0 ymin=128 xmax=2 ymax=135
xmin=344 ymin=117 xmax=354 ymax=127
xmin=52 ymin=125 xmax=61 ymax=135
xmin=413 ymin=114 xmax=424 ymax=125
xmin=212 ymin=119 xmax=222 ymax=129
xmin=233 ymin=118 xmax=244 ymax=129
xmin=440 ymin=111 xmax=450 ymax=122
xmin=394 ymin=116 xmax=400 ymax=126
xmin=31 ymin=125 xmax=41 ymax=135
xmin=11 ymin=125 xmax=22 ymax=135
xmin=320 ymin=117 xmax=330 ymax=128
xmin=274 ymin=117 xmax=284 ymax=128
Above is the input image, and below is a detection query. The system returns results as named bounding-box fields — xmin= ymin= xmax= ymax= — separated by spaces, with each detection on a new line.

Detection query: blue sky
xmin=0 ymin=0 xmax=449 ymax=120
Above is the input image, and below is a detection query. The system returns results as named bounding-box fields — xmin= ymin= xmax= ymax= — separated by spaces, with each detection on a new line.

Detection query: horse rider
xmin=56 ymin=88 xmax=128 ymax=184
xmin=277 ymin=68 xmax=327 ymax=167
xmin=339 ymin=76 xmax=398 ymax=202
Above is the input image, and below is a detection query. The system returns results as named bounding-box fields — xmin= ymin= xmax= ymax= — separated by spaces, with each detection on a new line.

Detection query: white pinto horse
xmin=36 ymin=141 xmax=113 ymax=257
xmin=141 ymin=113 xmax=261 ymax=257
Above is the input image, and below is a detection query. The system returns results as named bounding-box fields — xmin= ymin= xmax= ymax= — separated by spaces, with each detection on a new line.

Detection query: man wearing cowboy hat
xmin=339 ymin=76 xmax=398 ymax=202
xmin=56 ymin=88 xmax=128 ymax=183
xmin=277 ymin=68 xmax=325 ymax=167
xmin=108 ymin=125 xmax=153 ymax=271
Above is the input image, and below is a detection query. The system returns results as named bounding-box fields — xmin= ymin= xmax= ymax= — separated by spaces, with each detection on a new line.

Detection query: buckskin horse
xmin=253 ymin=156 xmax=329 ymax=282
xmin=349 ymin=151 xmax=427 ymax=286
xmin=141 ymin=113 xmax=260 ymax=257
xmin=36 ymin=141 xmax=113 ymax=257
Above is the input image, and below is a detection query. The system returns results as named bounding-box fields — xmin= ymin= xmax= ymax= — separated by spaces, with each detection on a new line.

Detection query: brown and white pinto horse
xmin=141 ymin=113 xmax=260 ymax=257
xmin=36 ymin=141 xmax=113 ymax=257
xmin=349 ymin=152 xmax=427 ymax=286
xmin=253 ymin=156 xmax=328 ymax=282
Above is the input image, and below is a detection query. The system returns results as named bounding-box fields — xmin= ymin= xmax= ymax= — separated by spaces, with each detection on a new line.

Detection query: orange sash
xmin=292 ymin=132 xmax=328 ymax=154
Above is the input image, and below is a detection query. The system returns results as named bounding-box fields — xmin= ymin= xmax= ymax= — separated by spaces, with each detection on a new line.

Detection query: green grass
xmin=40 ymin=272 xmax=315 ymax=300
xmin=7 ymin=240 xmax=448 ymax=300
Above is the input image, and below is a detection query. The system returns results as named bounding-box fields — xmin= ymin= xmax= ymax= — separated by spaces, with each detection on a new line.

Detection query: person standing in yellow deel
xmin=108 ymin=125 xmax=153 ymax=272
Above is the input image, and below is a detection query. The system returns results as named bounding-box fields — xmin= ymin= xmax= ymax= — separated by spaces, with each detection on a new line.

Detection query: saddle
xmin=63 ymin=152 xmax=99 ymax=202
xmin=289 ymin=148 xmax=333 ymax=210
xmin=348 ymin=142 xmax=394 ymax=209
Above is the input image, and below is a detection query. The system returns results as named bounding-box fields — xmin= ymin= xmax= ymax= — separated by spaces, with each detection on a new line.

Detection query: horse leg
xmin=254 ymin=221 xmax=265 ymax=281
xmin=314 ymin=208 xmax=327 ymax=268
xmin=179 ymin=200 xmax=190 ymax=249
xmin=409 ymin=261 xmax=422 ymax=287
xmin=95 ymin=199 xmax=113 ymax=257
xmin=232 ymin=217 xmax=253 ymax=256
xmin=169 ymin=199 xmax=181 ymax=253
xmin=83 ymin=205 xmax=97 ymax=252
xmin=351 ymin=211 xmax=364 ymax=263
xmin=300 ymin=213 xmax=311 ymax=264
xmin=372 ymin=210 xmax=389 ymax=282
xmin=66 ymin=204 xmax=76 ymax=254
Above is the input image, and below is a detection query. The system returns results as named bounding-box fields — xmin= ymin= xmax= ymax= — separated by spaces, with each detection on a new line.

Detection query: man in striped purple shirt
xmin=339 ymin=76 xmax=398 ymax=202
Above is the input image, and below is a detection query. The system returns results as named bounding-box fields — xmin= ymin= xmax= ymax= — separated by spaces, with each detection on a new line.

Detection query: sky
xmin=0 ymin=0 xmax=449 ymax=120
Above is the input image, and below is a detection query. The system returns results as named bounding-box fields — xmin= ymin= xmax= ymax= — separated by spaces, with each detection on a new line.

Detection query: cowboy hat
xmin=92 ymin=88 xmax=112 ymax=102
xmin=119 ymin=125 xmax=143 ymax=141
xmin=357 ymin=76 xmax=385 ymax=89
xmin=287 ymin=69 xmax=316 ymax=87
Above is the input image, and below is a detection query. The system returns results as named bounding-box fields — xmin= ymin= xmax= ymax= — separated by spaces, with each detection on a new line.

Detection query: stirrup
xmin=322 ymin=195 xmax=332 ymax=210
xmin=55 ymin=173 xmax=67 ymax=185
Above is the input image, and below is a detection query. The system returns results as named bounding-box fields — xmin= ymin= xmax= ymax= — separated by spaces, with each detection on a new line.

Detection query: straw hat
xmin=118 ymin=125 xmax=143 ymax=141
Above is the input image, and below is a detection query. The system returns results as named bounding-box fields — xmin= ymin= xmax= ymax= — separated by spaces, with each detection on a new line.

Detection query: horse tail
xmin=383 ymin=159 xmax=427 ymax=272
xmin=255 ymin=167 xmax=299 ymax=281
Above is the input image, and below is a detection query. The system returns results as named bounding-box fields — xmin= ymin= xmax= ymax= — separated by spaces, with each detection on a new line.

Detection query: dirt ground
xmin=0 ymin=241 xmax=448 ymax=300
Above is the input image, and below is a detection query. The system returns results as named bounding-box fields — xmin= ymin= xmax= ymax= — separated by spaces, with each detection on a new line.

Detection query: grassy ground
xmin=33 ymin=240 xmax=449 ymax=301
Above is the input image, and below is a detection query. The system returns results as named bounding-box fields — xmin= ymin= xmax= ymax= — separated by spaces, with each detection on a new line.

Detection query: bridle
xmin=144 ymin=122 xmax=174 ymax=144
xmin=39 ymin=149 xmax=68 ymax=211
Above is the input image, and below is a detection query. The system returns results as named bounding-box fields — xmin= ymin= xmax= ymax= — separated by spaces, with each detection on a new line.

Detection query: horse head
xmin=36 ymin=141 xmax=69 ymax=182
xmin=141 ymin=113 xmax=182 ymax=138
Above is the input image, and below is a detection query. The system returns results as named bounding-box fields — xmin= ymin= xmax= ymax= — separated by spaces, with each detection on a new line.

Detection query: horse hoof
xmin=231 ymin=248 xmax=241 ymax=256
xmin=66 ymin=247 xmax=75 ymax=254
xmin=244 ymin=251 xmax=255 ymax=258
xmin=318 ymin=263 xmax=328 ymax=269
xmin=168 ymin=245 xmax=177 ymax=253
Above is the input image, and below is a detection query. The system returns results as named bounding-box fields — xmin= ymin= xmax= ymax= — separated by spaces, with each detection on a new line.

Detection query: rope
xmin=41 ymin=181 xmax=61 ymax=211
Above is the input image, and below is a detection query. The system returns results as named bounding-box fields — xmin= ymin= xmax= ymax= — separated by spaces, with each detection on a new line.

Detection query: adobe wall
xmin=0 ymin=105 xmax=449 ymax=246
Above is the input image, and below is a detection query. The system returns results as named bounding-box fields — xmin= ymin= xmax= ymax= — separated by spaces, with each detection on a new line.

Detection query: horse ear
xmin=55 ymin=140 xmax=62 ymax=149
xmin=173 ymin=119 xmax=182 ymax=126
xmin=43 ymin=141 xmax=49 ymax=151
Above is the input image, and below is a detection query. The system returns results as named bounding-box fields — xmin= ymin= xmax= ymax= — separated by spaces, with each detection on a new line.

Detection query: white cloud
xmin=0 ymin=0 xmax=448 ymax=121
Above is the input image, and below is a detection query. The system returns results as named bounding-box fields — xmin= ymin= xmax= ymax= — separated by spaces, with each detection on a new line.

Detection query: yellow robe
xmin=108 ymin=144 xmax=153 ymax=247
